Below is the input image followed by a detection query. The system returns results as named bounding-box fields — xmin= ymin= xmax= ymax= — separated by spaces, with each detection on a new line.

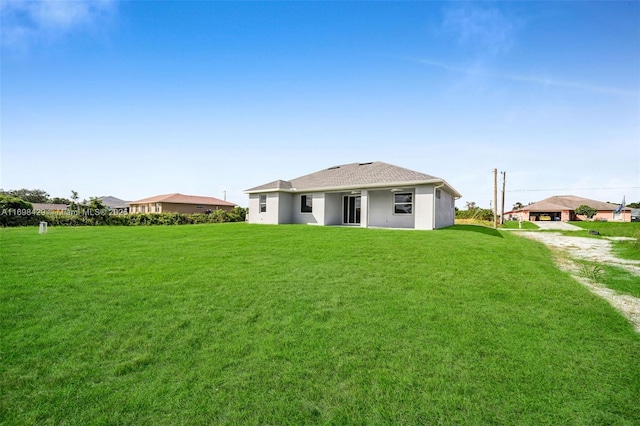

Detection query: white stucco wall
xmin=414 ymin=186 xmax=434 ymax=230
xmin=248 ymin=192 xmax=292 ymax=224
xmin=324 ymin=193 xmax=343 ymax=225
xmin=291 ymin=193 xmax=324 ymax=225
xmin=434 ymin=188 xmax=455 ymax=229
xmin=368 ymin=190 xmax=415 ymax=229
xmin=248 ymin=183 xmax=456 ymax=229
xmin=278 ymin=193 xmax=293 ymax=224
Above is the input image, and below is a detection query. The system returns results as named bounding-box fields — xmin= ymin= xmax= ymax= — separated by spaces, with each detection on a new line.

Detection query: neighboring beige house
xmin=128 ymin=193 xmax=236 ymax=214
xmin=509 ymin=195 xmax=631 ymax=222
xmin=245 ymin=161 xmax=461 ymax=230
xmin=97 ymin=196 xmax=130 ymax=214
xmin=31 ymin=203 xmax=69 ymax=213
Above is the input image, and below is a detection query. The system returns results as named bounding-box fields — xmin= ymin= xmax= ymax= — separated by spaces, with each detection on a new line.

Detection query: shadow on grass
xmin=440 ymin=224 xmax=504 ymax=238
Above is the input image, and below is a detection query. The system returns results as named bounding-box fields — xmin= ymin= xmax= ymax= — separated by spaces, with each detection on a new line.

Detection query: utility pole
xmin=500 ymin=171 xmax=506 ymax=225
xmin=493 ymin=168 xmax=498 ymax=229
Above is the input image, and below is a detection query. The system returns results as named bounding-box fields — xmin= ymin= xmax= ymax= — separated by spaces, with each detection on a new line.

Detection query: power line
xmin=508 ymin=186 xmax=639 ymax=192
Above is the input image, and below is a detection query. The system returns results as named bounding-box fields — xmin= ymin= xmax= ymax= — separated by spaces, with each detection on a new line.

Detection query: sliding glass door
xmin=343 ymin=195 xmax=361 ymax=224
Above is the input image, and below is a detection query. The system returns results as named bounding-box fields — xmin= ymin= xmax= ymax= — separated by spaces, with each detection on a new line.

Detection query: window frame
xmin=393 ymin=192 xmax=413 ymax=215
xmin=259 ymin=195 xmax=267 ymax=213
xmin=300 ymin=194 xmax=313 ymax=213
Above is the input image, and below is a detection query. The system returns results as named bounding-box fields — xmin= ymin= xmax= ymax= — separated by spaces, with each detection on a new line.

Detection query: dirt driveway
xmin=517 ymin=231 xmax=640 ymax=333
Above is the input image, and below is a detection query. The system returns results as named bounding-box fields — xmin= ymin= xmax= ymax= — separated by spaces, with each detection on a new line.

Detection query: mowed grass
xmin=570 ymin=221 xmax=640 ymax=238
xmin=568 ymin=222 xmax=640 ymax=261
xmin=499 ymin=220 xmax=539 ymax=230
xmin=1 ymin=224 xmax=639 ymax=425
xmin=589 ymin=263 xmax=640 ymax=299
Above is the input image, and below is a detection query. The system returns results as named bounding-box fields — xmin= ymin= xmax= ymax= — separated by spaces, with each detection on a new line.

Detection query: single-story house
xmin=509 ymin=195 xmax=631 ymax=222
xmin=97 ymin=196 xmax=130 ymax=214
xmin=245 ymin=161 xmax=462 ymax=230
xmin=128 ymin=193 xmax=236 ymax=214
xmin=31 ymin=203 xmax=69 ymax=213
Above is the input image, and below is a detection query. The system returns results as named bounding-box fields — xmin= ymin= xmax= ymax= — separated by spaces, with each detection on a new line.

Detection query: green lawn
xmin=1 ymin=224 xmax=639 ymax=424
xmin=570 ymin=221 xmax=640 ymax=238
xmin=499 ymin=220 xmax=539 ymax=230
xmin=579 ymin=262 xmax=640 ymax=299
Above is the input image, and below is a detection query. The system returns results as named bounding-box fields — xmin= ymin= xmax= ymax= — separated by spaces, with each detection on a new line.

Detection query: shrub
xmin=455 ymin=208 xmax=494 ymax=221
xmin=575 ymin=205 xmax=597 ymax=219
xmin=0 ymin=196 xmax=43 ymax=227
xmin=1 ymin=207 xmax=248 ymax=227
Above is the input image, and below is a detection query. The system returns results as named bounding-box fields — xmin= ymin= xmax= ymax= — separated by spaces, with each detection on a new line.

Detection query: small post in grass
xmin=39 ymin=222 xmax=48 ymax=234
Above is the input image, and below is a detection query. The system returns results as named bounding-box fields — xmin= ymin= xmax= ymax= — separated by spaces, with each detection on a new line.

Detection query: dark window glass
xmin=301 ymin=195 xmax=313 ymax=213
xmin=394 ymin=193 xmax=413 ymax=214
xmin=259 ymin=195 xmax=267 ymax=213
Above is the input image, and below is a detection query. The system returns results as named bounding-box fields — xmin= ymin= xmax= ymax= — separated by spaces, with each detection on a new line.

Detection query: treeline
xmin=0 ymin=188 xmax=70 ymax=204
xmin=0 ymin=196 xmax=247 ymax=227
xmin=455 ymin=207 xmax=494 ymax=221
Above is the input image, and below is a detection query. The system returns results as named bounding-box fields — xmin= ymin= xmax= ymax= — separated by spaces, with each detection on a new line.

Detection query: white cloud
xmin=1 ymin=0 xmax=117 ymax=48
xmin=416 ymin=58 xmax=637 ymax=97
xmin=442 ymin=3 xmax=516 ymax=56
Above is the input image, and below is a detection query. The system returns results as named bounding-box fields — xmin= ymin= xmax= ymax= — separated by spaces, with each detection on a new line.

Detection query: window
xmin=259 ymin=195 xmax=267 ymax=213
xmin=394 ymin=193 xmax=413 ymax=214
xmin=435 ymin=188 xmax=441 ymax=199
xmin=301 ymin=195 xmax=313 ymax=213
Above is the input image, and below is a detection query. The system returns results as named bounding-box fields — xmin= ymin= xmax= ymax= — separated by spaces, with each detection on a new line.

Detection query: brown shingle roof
xmin=245 ymin=180 xmax=293 ymax=192
xmin=519 ymin=195 xmax=620 ymax=212
xmin=128 ymin=193 xmax=235 ymax=206
xmin=246 ymin=162 xmax=461 ymax=196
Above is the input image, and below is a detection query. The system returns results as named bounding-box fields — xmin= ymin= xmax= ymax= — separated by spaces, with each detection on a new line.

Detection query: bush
xmin=455 ymin=208 xmax=494 ymax=221
xmin=1 ymin=207 xmax=248 ymax=228
xmin=0 ymin=196 xmax=43 ymax=227
xmin=575 ymin=204 xmax=597 ymax=219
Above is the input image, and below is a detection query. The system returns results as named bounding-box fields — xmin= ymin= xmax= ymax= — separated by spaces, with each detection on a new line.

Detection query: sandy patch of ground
xmin=518 ymin=232 xmax=640 ymax=333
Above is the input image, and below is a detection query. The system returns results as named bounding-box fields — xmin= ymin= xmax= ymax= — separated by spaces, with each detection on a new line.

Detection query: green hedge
xmin=455 ymin=208 xmax=495 ymax=221
xmin=1 ymin=206 xmax=247 ymax=227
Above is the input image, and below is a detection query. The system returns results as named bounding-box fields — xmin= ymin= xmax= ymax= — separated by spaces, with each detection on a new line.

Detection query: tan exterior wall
xmin=590 ymin=210 xmax=631 ymax=222
xmin=129 ymin=203 xmax=233 ymax=214
xmin=519 ymin=209 xmax=631 ymax=222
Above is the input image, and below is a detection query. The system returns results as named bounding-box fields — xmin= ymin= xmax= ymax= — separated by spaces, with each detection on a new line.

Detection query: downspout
xmin=432 ymin=181 xmax=445 ymax=230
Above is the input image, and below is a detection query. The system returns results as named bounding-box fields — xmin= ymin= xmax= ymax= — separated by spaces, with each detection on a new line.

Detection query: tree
xmin=70 ymin=190 xmax=79 ymax=210
xmin=575 ymin=204 xmax=597 ymax=219
xmin=0 ymin=188 xmax=50 ymax=203
xmin=51 ymin=197 xmax=72 ymax=205
xmin=627 ymin=201 xmax=640 ymax=209
xmin=512 ymin=202 xmax=524 ymax=211
xmin=465 ymin=201 xmax=477 ymax=210
xmin=0 ymin=195 xmax=39 ymax=226
xmin=86 ymin=197 xmax=108 ymax=211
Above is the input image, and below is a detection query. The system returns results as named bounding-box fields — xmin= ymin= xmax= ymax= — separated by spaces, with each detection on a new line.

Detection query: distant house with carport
xmin=245 ymin=161 xmax=461 ymax=230
xmin=509 ymin=195 xmax=631 ymax=222
xmin=128 ymin=193 xmax=236 ymax=214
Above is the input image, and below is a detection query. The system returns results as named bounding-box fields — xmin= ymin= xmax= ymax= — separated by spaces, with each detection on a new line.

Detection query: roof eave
xmin=246 ymin=179 xmax=463 ymax=197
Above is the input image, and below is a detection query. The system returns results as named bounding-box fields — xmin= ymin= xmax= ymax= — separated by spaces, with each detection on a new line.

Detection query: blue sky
xmin=2 ymin=0 xmax=639 ymax=209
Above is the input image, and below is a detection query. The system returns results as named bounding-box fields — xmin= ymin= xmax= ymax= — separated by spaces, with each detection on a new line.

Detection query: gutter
xmin=433 ymin=181 xmax=445 ymax=230
xmin=245 ymin=179 xmax=463 ymax=198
